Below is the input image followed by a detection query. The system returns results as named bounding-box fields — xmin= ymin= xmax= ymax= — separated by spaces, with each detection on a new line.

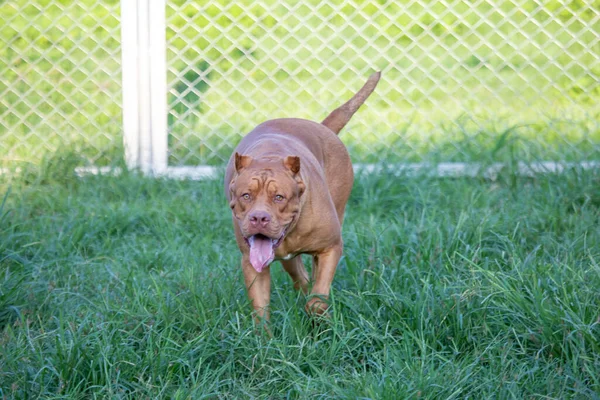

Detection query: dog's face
xmin=229 ymin=153 xmax=305 ymax=272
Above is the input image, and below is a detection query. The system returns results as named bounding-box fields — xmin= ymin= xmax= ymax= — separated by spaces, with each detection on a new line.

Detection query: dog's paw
xmin=305 ymin=295 xmax=330 ymax=317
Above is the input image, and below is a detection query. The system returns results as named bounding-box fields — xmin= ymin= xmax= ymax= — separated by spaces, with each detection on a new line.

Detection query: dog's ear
xmin=283 ymin=155 xmax=301 ymax=175
xmin=284 ymin=156 xmax=304 ymax=196
xmin=235 ymin=152 xmax=252 ymax=172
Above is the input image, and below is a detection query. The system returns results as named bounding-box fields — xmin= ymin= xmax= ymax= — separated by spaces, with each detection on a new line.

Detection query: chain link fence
xmin=167 ymin=0 xmax=599 ymax=166
xmin=0 ymin=0 xmax=121 ymax=168
xmin=1 ymin=1 xmax=599 ymax=169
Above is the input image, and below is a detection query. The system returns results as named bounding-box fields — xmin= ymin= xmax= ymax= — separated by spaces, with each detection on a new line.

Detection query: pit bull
xmin=225 ymin=72 xmax=381 ymax=323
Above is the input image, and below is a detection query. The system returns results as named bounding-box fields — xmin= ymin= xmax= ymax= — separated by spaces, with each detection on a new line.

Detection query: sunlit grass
xmin=0 ymin=154 xmax=599 ymax=397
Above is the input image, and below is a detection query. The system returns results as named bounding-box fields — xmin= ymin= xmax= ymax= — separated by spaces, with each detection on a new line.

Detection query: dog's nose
xmin=249 ymin=211 xmax=271 ymax=227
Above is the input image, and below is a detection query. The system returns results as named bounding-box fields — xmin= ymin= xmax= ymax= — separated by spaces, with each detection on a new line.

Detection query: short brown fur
xmin=225 ymin=72 xmax=381 ymax=324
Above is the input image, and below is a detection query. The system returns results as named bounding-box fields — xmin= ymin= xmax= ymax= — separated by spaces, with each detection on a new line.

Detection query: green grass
xmin=1 ymin=155 xmax=599 ymax=398
xmin=1 ymin=0 xmax=599 ymax=166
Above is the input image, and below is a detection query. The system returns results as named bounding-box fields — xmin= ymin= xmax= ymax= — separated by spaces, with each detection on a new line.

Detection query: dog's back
xmin=226 ymin=73 xmax=381 ymax=220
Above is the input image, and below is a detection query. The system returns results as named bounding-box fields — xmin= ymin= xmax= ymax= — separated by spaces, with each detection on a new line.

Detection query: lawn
xmin=1 ymin=156 xmax=599 ymax=398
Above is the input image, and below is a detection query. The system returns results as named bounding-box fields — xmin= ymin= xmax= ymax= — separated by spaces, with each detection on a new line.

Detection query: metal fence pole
xmin=121 ymin=0 xmax=168 ymax=174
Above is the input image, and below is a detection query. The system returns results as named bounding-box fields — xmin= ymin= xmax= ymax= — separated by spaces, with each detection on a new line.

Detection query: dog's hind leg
xmin=282 ymin=256 xmax=309 ymax=294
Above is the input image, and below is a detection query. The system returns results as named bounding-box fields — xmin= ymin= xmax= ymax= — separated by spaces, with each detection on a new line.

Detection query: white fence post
xmin=121 ymin=0 xmax=168 ymax=175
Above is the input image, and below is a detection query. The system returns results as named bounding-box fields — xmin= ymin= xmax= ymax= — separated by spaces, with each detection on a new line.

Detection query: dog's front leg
xmin=241 ymin=254 xmax=271 ymax=326
xmin=306 ymin=245 xmax=342 ymax=316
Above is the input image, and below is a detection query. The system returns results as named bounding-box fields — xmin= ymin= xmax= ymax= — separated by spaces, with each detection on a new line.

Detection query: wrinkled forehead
xmin=235 ymin=168 xmax=293 ymax=192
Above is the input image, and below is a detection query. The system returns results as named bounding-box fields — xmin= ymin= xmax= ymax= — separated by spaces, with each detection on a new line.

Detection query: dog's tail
xmin=321 ymin=71 xmax=381 ymax=135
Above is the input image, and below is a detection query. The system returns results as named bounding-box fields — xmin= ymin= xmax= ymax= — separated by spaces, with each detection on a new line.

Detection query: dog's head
xmin=229 ymin=152 xmax=306 ymax=272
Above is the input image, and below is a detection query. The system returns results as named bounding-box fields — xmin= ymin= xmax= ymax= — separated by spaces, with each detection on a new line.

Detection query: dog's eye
xmin=241 ymin=193 xmax=251 ymax=200
xmin=274 ymin=195 xmax=285 ymax=202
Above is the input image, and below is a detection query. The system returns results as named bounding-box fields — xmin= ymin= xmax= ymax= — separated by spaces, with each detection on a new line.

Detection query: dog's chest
xmin=277 ymin=252 xmax=296 ymax=261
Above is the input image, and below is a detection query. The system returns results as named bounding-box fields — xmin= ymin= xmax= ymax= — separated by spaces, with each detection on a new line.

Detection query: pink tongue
xmin=249 ymin=235 xmax=275 ymax=272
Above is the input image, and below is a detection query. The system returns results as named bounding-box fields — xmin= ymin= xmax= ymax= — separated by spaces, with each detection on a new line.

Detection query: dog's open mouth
xmin=244 ymin=232 xmax=285 ymax=273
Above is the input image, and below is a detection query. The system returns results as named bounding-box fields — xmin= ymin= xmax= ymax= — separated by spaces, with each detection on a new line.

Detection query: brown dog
xmin=225 ymin=72 xmax=381 ymax=322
